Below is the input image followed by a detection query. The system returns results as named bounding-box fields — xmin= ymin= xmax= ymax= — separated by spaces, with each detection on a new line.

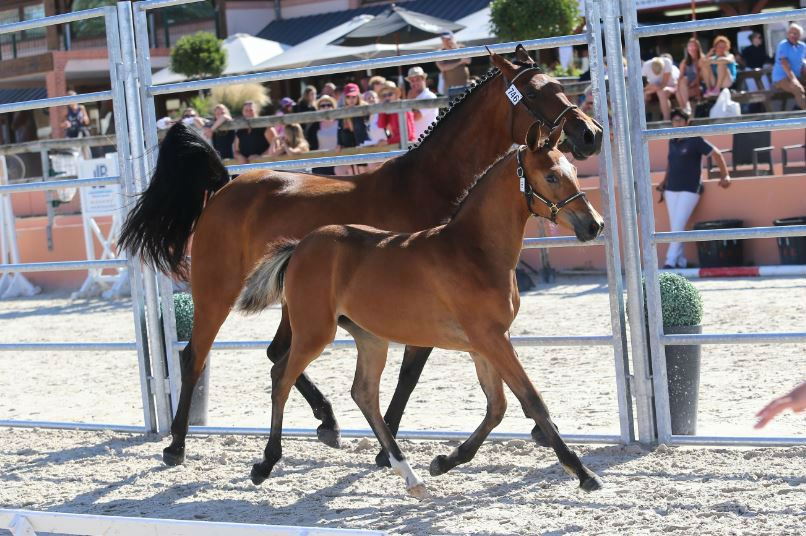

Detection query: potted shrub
xmin=650 ymin=272 xmax=704 ymax=436
xmin=173 ymin=292 xmax=209 ymax=426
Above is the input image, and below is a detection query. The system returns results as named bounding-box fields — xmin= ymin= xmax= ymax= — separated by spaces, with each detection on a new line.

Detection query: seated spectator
xmin=642 ymin=56 xmax=679 ymax=121
xmin=322 ymin=82 xmax=337 ymax=98
xmin=376 ymin=81 xmax=416 ymax=146
xmin=700 ymin=35 xmax=737 ymax=97
xmin=405 ymin=66 xmax=438 ymax=139
xmin=336 ymin=83 xmax=369 ymax=175
xmin=677 ymin=37 xmax=705 ymax=115
xmin=307 ymin=95 xmax=339 ymax=174
xmin=739 ymin=31 xmax=773 ymax=70
xmin=772 ymin=23 xmax=806 ymax=110
xmin=295 ymin=86 xmax=317 ymax=113
xmin=233 ymin=100 xmax=273 ymax=164
xmin=268 ymin=123 xmax=309 ymax=157
xmin=204 ymin=104 xmax=235 ymax=160
xmin=62 ymin=90 xmax=91 ymax=139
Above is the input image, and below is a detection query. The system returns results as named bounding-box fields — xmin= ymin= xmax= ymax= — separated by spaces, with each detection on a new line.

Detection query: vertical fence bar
xmin=621 ymin=0 xmax=673 ymax=444
xmin=117 ymin=0 xmax=172 ymax=434
xmin=105 ymin=5 xmax=155 ymax=432
xmin=397 ymin=110 xmax=409 ymax=150
xmin=133 ymin=4 xmax=182 ymax=414
xmin=585 ymin=0 xmax=634 ymax=444
xmin=600 ymin=0 xmax=656 ymax=444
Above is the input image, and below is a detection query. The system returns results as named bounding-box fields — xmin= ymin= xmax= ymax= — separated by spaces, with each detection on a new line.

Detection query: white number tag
xmin=519 ymin=176 xmax=525 ymax=192
xmin=505 ymin=84 xmax=523 ymax=105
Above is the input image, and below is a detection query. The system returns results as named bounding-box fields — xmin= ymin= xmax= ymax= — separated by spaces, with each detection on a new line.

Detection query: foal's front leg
xmin=429 ymin=353 xmax=507 ymax=476
xmin=375 ymin=345 xmax=433 ymax=468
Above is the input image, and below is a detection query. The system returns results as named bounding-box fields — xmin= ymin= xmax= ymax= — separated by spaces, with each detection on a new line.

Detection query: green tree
xmin=490 ymin=0 xmax=579 ymax=42
xmin=170 ymin=31 xmax=226 ymax=79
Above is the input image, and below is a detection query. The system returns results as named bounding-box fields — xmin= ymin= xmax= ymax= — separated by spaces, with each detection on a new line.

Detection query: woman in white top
xmin=363 ymin=90 xmax=386 ymax=145
xmin=642 ymin=56 xmax=680 ymax=121
xmin=308 ymin=95 xmax=339 ymax=174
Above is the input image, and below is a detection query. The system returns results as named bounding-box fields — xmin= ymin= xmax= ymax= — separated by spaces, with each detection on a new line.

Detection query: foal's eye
xmin=545 ymin=173 xmax=558 ymax=184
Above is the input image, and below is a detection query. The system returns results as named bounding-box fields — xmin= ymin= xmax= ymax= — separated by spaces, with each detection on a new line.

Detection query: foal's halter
xmin=516 ymin=146 xmax=586 ymax=223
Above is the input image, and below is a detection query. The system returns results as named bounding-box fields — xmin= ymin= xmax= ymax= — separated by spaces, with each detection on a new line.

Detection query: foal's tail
xmin=237 ymin=239 xmax=299 ymax=314
xmin=118 ymin=122 xmax=230 ymax=278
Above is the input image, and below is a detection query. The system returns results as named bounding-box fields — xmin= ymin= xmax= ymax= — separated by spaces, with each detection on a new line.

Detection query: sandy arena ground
xmin=0 ymin=275 xmax=804 ymax=534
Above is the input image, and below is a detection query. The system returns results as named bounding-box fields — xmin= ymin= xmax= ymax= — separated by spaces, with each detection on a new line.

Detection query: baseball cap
xmin=343 ymin=83 xmax=360 ymax=96
xmin=279 ymin=97 xmax=294 ymax=108
xmin=440 ymin=31 xmax=454 ymax=39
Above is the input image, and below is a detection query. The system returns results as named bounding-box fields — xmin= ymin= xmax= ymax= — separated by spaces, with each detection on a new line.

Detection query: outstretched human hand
xmin=754 ymin=382 xmax=806 ymax=429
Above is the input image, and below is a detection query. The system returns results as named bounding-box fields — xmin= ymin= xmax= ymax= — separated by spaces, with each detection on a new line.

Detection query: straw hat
xmin=405 ymin=66 xmax=427 ymax=81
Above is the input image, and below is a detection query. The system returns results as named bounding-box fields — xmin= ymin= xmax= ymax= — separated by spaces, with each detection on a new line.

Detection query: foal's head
xmin=490 ymin=46 xmax=603 ymax=160
xmin=520 ymin=121 xmax=605 ymax=242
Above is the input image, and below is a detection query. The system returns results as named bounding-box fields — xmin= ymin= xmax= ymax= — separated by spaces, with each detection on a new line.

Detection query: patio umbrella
xmin=329 ymin=4 xmax=464 ymax=82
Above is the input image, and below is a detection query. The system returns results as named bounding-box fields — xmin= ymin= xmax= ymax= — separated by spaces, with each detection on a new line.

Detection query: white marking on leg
xmin=390 ymin=456 xmax=427 ymax=499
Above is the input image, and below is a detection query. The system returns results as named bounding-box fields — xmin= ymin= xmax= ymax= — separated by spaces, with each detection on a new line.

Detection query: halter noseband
xmin=516 ymin=146 xmax=586 ymax=223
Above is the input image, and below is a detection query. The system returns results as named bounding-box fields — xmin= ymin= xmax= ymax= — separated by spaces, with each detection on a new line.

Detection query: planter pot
xmin=663 ymin=324 xmax=702 ymax=436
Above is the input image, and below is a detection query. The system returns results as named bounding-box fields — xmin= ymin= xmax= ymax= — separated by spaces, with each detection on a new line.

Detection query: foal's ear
xmin=525 ymin=122 xmax=550 ymax=152
xmin=548 ymin=118 xmax=566 ymax=148
xmin=514 ymin=44 xmax=535 ymax=65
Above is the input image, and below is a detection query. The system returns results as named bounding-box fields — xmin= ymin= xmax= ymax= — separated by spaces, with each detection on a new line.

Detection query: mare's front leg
xmin=429 ymin=353 xmax=507 ymax=476
xmin=267 ymin=305 xmax=341 ymax=448
xmin=471 ymin=329 xmax=603 ymax=492
xmin=375 ymin=345 xmax=433 ymax=468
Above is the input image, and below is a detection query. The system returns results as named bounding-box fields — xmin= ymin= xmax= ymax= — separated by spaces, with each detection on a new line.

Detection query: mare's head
xmin=520 ymin=120 xmax=604 ymax=242
xmin=490 ymin=45 xmax=603 ymax=160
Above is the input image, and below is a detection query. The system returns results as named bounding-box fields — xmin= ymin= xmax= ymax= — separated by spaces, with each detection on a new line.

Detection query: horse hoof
xmin=162 ymin=446 xmax=185 ymax=466
xmin=317 ymin=424 xmax=342 ymax=449
xmin=428 ymin=455 xmax=451 ymax=477
xmin=407 ymin=482 xmax=429 ymax=501
xmin=250 ymin=463 xmax=270 ymax=485
xmin=375 ymin=449 xmax=391 ymax=468
xmin=580 ymin=472 xmax=603 ymax=493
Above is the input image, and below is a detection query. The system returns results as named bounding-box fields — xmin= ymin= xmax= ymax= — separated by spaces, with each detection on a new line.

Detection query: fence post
xmin=600 ymin=0 xmax=657 ymax=444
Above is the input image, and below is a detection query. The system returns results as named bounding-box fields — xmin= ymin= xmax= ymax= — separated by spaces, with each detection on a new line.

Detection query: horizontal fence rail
xmin=523 ymin=236 xmax=606 ymax=248
xmin=662 ymin=332 xmax=806 ymax=345
xmin=654 ymin=225 xmax=806 ymax=243
xmin=0 ymin=342 xmax=138 ymax=352
xmin=0 ymin=90 xmax=113 ymax=115
xmin=0 ymin=135 xmax=115 ymax=156
xmin=669 ymin=435 xmax=805 ymax=447
xmin=0 ymin=259 xmax=127 ymax=274
xmin=0 ymin=422 xmax=145 ymax=433
xmin=149 ymin=36 xmax=588 ymax=96
xmin=135 ymin=0 xmax=206 ymax=11
xmin=644 ymin=117 xmax=806 ymax=140
xmin=0 ymin=7 xmax=107 ymax=35
xmin=635 ymin=9 xmax=806 ymax=38
xmin=0 ymin=176 xmax=121 ymax=195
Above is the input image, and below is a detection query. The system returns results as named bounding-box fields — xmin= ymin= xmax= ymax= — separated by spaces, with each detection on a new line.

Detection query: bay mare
xmin=118 ymin=46 xmax=603 ymax=468
xmin=237 ymin=122 xmax=605 ymax=498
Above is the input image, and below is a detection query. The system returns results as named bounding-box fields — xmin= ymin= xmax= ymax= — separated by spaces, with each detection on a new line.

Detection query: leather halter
xmin=516 ymin=146 xmax=586 ymax=223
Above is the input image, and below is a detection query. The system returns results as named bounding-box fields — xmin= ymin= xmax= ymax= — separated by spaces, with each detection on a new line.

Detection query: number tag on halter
xmin=517 ymin=166 xmax=525 ymax=192
xmin=505 ymin=84 xmax=523 ymax=105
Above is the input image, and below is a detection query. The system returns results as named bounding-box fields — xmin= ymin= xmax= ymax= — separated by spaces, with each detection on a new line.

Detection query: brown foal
xmin=238 ymin=121 xmax=605 ymax=498
xmin=119 ymin=46 xmax=603 ymax=468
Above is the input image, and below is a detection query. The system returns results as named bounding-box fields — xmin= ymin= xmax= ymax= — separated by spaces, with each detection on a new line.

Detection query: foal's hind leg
xmin=472 ymin=331 xmax=602 ymax=492
xmin=267 ymin=305 xmax=341 ymax=448
xmin=375 ymin=345 xmax=433 ymax=468
xmin=341 ymin=320 xmax=426 ymax=499
xmin=251 ymin=322 xmax=335 ymax=485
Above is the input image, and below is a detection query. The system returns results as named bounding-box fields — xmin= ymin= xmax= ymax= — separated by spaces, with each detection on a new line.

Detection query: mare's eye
xmin=545 ymin=173 xmax=558 ymax=184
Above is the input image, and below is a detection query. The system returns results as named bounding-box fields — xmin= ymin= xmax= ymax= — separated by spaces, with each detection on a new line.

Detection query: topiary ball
xmin=173 ymin=292 xmax=194 ymax=341
xmin=657 ymin=272 xmax=703 ymax=328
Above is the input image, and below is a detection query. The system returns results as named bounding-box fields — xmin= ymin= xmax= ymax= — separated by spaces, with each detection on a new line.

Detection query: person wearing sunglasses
xmin=306 ymin=95 xmax=339 ymax=174
xmin=376 ymin=81 xmax=415 ymax=146
xmin=336 ymin=83 xmax=370 ymax=175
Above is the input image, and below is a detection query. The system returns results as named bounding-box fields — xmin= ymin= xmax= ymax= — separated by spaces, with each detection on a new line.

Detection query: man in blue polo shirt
xmin=657 ymin=108 xmax=731 ymax=269
xmin=772 ymin=23 xmax=806 ymax=110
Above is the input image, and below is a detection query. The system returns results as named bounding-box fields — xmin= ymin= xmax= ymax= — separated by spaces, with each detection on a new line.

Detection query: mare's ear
xmin=514 ymin=44 xmax=535 ymax=65
xmin=548 ymin=118 xmax=566 ymax=148
xmin=490 ymin=50 xmax=517 ymax=78
xmin=525 ymin=122 xmax=550 ymax=152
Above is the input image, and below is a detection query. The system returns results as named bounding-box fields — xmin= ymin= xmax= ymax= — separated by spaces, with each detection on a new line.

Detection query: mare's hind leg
xmin=375 ymin=345 xmax=433 ymax=468
xmin=471 ymin=329 xmax=602 ymax=492
xmin=163 ymin=297 xmax=230 ymax=466
xmin=251 ymin=320 xmax=335 ymax=485
xmin=429 ymin=353 xmax=507 ymax=476
xmin=267 ymin=305 xmax=341 ymax=448
xmin=340 ymin=319 xmax=426 ymax=499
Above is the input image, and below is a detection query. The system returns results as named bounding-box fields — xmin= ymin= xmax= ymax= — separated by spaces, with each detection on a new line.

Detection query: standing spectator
xmin=62 ymin=90 xmax=91 ymax=139
xmin=405 ymin=66 xmax=438 ymax=139
xmin=322 ymin=82 xmax=337 ymax=98
xmin=657 ymin=108 xmax=731 ymax=269
xmin=204 ymin=104 xmax=235 ymax=160
xmin=677 ymin=37 xmax=705 ymax=115
xmin=700 ymin=35 xmax=737 ymax=97
xmin=436 ymin=31 xmax=470 ymax=92
xmin=376 ymin=81 xmax=415 ymax=146
xmin=642 ymin=56 xmax=680 ymax=121
xmin=740 ymin=31 xmax=773 ymax=70
xmin=307 ymin=95 xmax=339 ymax=174
xmin=772 ymin=23 xmax=806 ymax=110
xmin=295 ymin=85 xmax=317 ymax=113
xmin=268 ymin=123 xmax=309 ymax=157
xmin=336 ymin=83 xmax=369 ymax=175
xmin=368 ymin=75 xmax=387 ymax=96
xmin=233 ymin=101 xmax=273 ymax=164
xmin=180 ymin=107 xmax=205 ymax=130
xmin=363 ymin=90 xmax=386 ymax=145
